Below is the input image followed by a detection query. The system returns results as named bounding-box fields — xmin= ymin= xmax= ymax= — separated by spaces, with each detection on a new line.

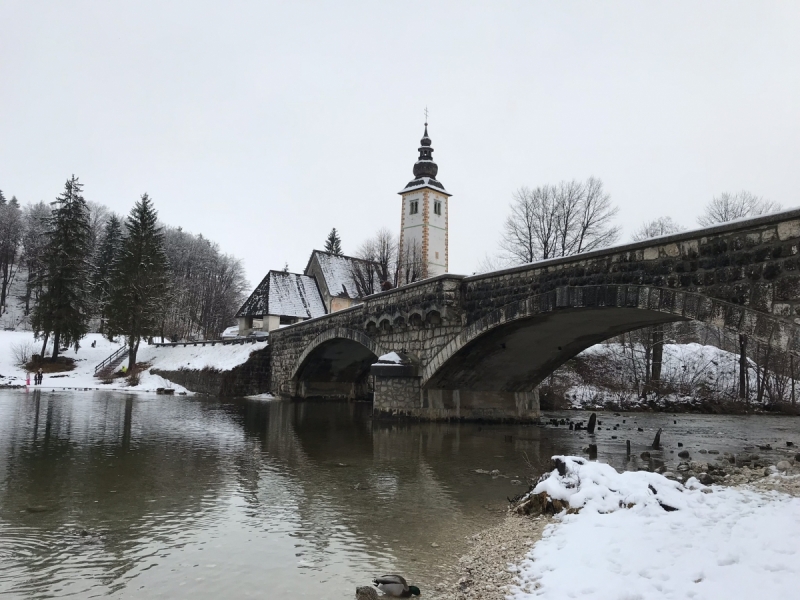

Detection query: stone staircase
xmin=94 ymin=345 xmax=128 ymax=378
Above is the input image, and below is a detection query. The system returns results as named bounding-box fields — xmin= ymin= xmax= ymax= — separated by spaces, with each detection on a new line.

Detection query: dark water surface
xmin=0 ymin=390 xmax=798 ymax=599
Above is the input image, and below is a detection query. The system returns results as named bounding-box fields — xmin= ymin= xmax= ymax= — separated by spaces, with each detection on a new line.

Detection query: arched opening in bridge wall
xmin=406 ymin=285 xmax=800 ymax=420
xmin=293 ymin=337 xmax=379 ymax=400
xmin=425 ymin=307 xmax=687 ymax=393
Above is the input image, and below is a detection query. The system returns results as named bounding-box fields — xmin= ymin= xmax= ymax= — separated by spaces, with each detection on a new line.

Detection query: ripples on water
xmin=0 ymin=390 xmax=797 ymax=598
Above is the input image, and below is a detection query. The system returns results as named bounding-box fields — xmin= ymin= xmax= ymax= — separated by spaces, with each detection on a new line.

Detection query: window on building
xmin=410 ymin=200 xmax=419 ymax=215
xmin=434 ymin=200 xmax=442 ymax=216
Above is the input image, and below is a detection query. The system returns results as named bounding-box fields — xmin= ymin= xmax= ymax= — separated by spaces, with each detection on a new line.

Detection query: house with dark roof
xmin=235 ymin=252 xmax=382 ymax=336
xmin=235 ymin=270 xmax=326 ymax=336
xmin=303 ymin=250 xmax=382 ymax=313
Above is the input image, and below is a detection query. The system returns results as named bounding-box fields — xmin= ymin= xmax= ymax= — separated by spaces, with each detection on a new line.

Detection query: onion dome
xmin=412 ymin=123 xmax=438 ymax=179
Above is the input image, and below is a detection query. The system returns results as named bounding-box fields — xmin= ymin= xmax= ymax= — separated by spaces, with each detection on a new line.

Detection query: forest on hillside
xmin=0 ymin=179 xmax=248 ymax=358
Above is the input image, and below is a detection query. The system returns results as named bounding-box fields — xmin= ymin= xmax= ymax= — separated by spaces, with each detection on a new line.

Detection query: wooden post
xmin=739 ymin=334 xmax=748 ymax=401
xmin=792 ymin=355 xmax=796 ymax=406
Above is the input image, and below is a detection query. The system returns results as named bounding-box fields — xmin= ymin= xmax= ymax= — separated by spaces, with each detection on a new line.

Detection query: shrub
xmin=11 ymin=342 xmax=37 ymax=368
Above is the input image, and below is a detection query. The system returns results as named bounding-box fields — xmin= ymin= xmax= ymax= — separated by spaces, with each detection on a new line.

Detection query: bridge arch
xmin=291 ymin=327 xmax=386 ymax=399
xmin=422 ymin=284 xmax=799 ymax=391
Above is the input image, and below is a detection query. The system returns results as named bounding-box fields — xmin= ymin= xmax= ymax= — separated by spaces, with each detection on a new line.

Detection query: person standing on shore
xmin=37 ymin=369 xmax=43 ymax=386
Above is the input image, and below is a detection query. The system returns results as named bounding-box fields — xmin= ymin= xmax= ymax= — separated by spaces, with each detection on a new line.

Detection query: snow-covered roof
xmin=236 ymin=271 xmax=326 ymax=319
xmin=305 ymin=250 xmax=382 ymax=299
xmin=398 ymin=176 xmax=451 ymax=196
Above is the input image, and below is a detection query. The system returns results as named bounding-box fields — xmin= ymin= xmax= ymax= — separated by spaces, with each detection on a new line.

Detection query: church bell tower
xmin=398 ymin=122 xmax=451 ymax=280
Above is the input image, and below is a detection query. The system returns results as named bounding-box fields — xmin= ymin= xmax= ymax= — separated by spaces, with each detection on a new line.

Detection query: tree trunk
xmin=643 ymin=328 xmax=652 ymax=395
xmin=0 ymin=264 xmax=8 ymax=309
xmin=651 ymin=325 xmax=664 ymax=385
xmin=127 ymin=333 xmax=142 ymax=372
xmin=739 ymin=334 xmax=748 ymax=400
xmin=51 ymin=330 xmax=61 ymax=362
xmin=40 ymin=332 xmax=49 ymax=359
xmin=757 ymin=344 xmax=770 ymax=405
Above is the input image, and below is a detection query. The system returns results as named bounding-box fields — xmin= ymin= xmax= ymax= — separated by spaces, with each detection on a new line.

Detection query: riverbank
xmin=0 ymin=331 xmax=267 ymax=395
xmin=438 ymin=456 xmax=800 ymax=599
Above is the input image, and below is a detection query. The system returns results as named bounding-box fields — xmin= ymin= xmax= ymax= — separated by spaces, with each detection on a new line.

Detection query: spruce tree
xmin=107 ymin=194 xmax=169 ymax=371
xmin=31 ymin=175 xmax=92 ymax=361
xmin=324 ymin=227 xmax=343 ymax=255
xmin=92 ymin=214 xmax=123 ymax=333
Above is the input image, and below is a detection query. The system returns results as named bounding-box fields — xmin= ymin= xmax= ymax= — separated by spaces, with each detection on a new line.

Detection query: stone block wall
xmin=269 ymin=275 xmax=467 ymax=396
xmin=462 ymin=211 xmax=800 ymax=326
xmin=153 ymin=345 xmax=271 ymax=397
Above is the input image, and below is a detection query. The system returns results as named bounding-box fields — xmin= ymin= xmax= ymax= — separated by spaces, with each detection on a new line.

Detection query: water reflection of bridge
xmin=0 ymin=391 xmax=556 ymax=597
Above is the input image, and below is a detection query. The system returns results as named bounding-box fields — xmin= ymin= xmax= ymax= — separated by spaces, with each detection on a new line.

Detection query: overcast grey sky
xmin=2 ymin=1 xmax=799 ymax=288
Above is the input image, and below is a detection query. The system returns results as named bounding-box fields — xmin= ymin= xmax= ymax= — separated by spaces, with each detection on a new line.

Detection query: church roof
xmin=236 ymin=270 xmax=326 ymax=319
xmin=304 ymin=250 xmax=382 ymax=299
xmin=399 ymin=175 xmax=451 ymax=196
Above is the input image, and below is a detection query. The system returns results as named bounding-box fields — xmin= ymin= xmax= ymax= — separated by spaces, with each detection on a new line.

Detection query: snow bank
xmin=561 ymin=342 xmax=779 ymax=409
xmin=137 ymin=340 xmax=267 ymax=371
xmin=512 ymin=457 xmax=800 ymax=599
xmin=0 ymin=331 xmax=266 ymax=395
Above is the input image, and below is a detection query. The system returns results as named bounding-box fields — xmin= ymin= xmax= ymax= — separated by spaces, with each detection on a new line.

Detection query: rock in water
xmin=356 ymin=586 xmax=379 ymax=600
xmin=678 ymin=450 xmax=690 ymax=459
xmin=588 ymin=444 xmax=598 ymax=459
xmin=776 ymin=461 xmax=792 ymax=472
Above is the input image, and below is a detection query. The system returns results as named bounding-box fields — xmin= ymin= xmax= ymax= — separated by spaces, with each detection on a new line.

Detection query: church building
xmin=235 ymin=121 xmax=451 ymax=336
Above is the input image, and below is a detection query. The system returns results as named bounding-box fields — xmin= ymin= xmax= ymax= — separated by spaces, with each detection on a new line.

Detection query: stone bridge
xmin=269 ymin=209 xmax=800 ymax=421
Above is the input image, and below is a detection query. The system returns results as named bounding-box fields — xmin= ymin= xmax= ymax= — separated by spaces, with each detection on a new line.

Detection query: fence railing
xmin=150 ymin=337 xmax=265 ymax=348
xmin=94 ymin=345 xmax=128 ymax=375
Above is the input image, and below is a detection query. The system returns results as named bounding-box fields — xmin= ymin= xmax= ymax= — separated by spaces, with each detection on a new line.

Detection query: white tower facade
xmin=398 ymin=124 xmax=452 ymax=281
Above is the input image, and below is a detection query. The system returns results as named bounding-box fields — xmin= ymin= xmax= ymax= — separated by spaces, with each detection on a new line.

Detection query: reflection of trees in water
xmin=0 ymin=392 xmax=553 ymax=596
xmin=0 ymin=390 xmax=245 ymax=594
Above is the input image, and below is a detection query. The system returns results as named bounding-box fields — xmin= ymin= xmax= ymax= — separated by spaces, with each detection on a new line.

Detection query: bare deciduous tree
xmin=396 ymin=238 xmax=424 ymax=286
xmin=350 ymin=228 xmax=396 ymax=296
xmin=631 ymin=216 xmax=684 ymax=242
xmin=160 ymin=227 xmax=249 ymax=341
xmin=499 ymin=177 xmax=619 ymax=266
xmin=697 ymin=191 xmax=781 ymax=227
xmin=350 ymin=228 xmax=424 ymax=295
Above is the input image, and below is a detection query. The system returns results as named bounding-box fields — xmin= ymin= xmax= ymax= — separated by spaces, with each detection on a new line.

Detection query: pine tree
xmin=91 ymin=214 xmax=123 ymax=333
xmin=31 ymin=176 xmax=92 ymax=361
xmin=324 ymin=228 xmax=343 ymax=255
xmin=106 ymin=194 xmax=169 ymax=371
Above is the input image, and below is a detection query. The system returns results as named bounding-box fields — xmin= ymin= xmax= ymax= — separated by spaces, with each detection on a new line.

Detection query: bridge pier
xmin=372 ymin=371 xmax=540 ymax=421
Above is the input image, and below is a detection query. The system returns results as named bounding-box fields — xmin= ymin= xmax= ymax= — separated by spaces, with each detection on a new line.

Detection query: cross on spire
xmin=424 ymin=105 xmax=429 ymax=125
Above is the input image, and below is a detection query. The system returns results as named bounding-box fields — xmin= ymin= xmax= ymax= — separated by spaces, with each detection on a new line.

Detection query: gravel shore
xmin=434 ymin=512 xmax=552 ymax=600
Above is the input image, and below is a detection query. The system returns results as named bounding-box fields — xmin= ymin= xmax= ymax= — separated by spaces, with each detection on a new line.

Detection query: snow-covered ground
xmin=0 ymin=331 xmax=266 ymax=394
xmin=561 ymin=342 xmax=784 ymax=409
xmin=511 ymin=456 xmax=800 ymax=599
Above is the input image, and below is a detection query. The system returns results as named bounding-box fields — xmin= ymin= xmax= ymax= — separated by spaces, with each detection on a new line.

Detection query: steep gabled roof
xmin=236 ymin=270 xmax=326 ymax=319
xmin=304 ymin=250 xmax=382 ymax=299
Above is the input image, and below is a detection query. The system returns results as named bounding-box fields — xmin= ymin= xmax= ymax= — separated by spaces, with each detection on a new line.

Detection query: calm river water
xmin=0 ymin=389 xmax=798 ymax=599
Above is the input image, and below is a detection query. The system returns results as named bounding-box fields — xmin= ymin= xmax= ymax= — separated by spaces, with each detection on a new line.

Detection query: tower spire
xmin=413 ymin=121 xmax=437 ymax=179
